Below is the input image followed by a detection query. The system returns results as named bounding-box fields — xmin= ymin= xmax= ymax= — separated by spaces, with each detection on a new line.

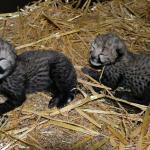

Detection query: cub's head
xmin=0 ymin=38 xmax=16 ymax=79
xmin=89 ymin=33 xmax=128 ymax=67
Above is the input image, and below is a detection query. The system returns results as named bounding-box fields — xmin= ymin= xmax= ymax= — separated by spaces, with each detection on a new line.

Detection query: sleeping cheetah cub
xmin=84 ymin=33 xmax=150 ymax=105
xmin=0 ymin=38 xmax=77 ymax=115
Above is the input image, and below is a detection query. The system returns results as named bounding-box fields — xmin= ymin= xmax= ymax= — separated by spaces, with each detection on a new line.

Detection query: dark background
xmin=0 ymin=0 xmax=39 ymax=13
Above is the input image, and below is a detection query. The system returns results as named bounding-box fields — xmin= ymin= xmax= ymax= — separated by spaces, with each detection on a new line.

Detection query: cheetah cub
xmin=83 ymin=33 xmax=150 ymax=105
xmin=0 ymin=38 xmax=77 ymax=115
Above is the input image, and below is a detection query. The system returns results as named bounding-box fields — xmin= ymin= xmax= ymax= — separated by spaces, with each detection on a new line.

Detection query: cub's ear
xmin=116 ymin=48 xmax=124 ymax=57
xmin=116 ymin=38 xmax=128 ymax=57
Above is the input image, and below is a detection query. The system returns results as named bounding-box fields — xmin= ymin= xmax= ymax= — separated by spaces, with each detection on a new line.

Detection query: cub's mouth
xmin=89 ymin=58 xmax=102 ymax=68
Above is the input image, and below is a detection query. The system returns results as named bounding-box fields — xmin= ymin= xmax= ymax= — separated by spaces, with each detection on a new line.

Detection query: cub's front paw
xmin=81 ymin=66 xmax=100 ymax=80
xmin=48 ymin=94 xmax=74 ymax=109
xmin=48 ymin=97 xmax=60 ymax=108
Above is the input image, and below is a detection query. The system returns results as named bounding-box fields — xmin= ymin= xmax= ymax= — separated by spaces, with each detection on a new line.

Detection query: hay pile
xmin=0 ymin=0 xmax=150 ymax=149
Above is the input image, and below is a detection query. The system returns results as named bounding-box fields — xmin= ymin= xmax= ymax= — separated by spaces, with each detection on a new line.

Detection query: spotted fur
xmin=0 ymin=49 xmax=77 ymax=115
xmin=85 ymin=33 xmax=150 ymax=105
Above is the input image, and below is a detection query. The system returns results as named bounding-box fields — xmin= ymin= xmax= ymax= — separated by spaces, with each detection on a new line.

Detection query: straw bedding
xmin=0 ymin=0 xmax=149 ymax=149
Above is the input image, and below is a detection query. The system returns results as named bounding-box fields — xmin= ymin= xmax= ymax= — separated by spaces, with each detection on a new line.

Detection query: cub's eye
xmin=116 ymin=48 xmax=123 ymax=57
xmin=98 ymin=52 xmax=103 ymax=56
xmin=116 ymin=48 xmax=120 ymax=53
xmin=91 ymin=44 xmax=96 ymax=49
xmin=0 ymin=67 xmax=5 ymax=74
xmin=98 ymin=54 xmax=101 ymax=59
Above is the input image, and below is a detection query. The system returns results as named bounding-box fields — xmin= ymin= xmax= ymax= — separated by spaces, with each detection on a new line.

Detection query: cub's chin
xmin=89 ymin=58 xmax=103 ymax=69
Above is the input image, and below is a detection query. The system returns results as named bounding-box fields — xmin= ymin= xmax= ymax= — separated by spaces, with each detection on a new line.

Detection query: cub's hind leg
xmin=48 ymin=59 xmax=77 ymax=108
xmin=48 ymin=78 xmax=76 ymax=108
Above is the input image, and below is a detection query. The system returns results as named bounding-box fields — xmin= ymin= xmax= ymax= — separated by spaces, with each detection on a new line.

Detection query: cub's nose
xmin=90 ymin=55 xmax=98 ymax=62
